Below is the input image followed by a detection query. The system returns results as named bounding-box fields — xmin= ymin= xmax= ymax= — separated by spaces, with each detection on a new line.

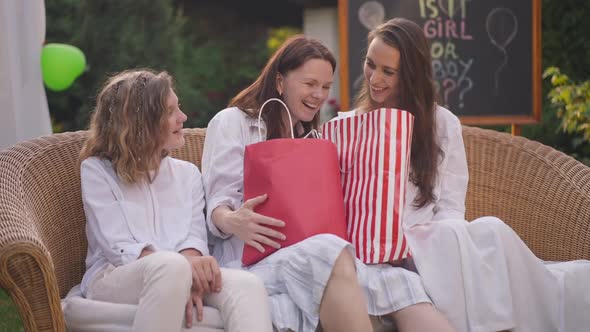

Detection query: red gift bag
xmin=321 ymin=108 xmax=414 ymax=264
xmin=242 ymin=98 xmax=348 ymax=266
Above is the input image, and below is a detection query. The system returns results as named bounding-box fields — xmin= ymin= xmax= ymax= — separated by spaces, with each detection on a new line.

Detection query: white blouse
xmin=202 ymin=105 xmax=467 ymax=266
xmin=80 ymin=156 xmax=209 ymax=295
xmin=202 ymin=107 xmax=267 ymax=266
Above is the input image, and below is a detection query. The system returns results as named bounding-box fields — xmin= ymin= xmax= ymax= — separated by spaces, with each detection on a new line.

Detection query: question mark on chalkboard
xmin=458 ymin=77 xmax=473 ymax=108
xmin=443 ymin=78 xmax=457 ymax=108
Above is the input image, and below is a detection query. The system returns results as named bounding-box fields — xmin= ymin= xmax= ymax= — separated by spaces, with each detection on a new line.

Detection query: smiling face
xmin=364 ymin=36 xmax=401 ymax=109
xmin=277 ymin=58 xmax=334 ymax=126
xmin=160 ymin=89 xmax=187 ymax=151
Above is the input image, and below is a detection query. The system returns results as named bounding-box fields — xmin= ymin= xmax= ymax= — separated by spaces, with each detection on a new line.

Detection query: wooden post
xmin=338 ymin=0 xmax=350 ymax=112
xmin=511 ymin=124 xmax=522 ymax=136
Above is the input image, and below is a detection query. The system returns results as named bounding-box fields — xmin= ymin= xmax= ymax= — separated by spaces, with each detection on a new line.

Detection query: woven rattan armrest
xmin=462 ymin=126 xmax=590 ymax=261
xmin=0 ymin=134 xmax=88 ymax=331
xmin=0 ymin=225 xmax=65 ymax=331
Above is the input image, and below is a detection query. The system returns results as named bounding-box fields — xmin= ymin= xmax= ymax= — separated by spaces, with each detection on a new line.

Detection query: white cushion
xmin=62 ymin=284 xmax=224 ymax=332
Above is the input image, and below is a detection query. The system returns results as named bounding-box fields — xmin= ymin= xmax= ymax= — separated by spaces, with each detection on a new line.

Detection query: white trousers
xmin=85 ymin=251 xmax=272 ymax=332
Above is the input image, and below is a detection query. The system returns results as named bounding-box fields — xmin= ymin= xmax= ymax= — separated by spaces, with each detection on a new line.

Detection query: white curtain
xmin=0 ymin=0 xmax=51 ymax=150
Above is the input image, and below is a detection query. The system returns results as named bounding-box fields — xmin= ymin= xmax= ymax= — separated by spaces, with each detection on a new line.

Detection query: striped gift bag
xmin=321 ymin=108 xmax=414 ymax=264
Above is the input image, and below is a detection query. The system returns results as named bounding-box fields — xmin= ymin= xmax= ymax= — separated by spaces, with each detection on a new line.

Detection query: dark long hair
xmin=354 ymin=18 xmax=442 ymax=208
xmin=229 ymin=35 xmax=336 ymax=139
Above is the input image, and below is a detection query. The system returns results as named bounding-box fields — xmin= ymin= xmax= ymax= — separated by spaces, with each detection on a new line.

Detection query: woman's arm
xmin=81 ymin=159 xmax=156 ymax=266
xmin=201 ymin=110 xmax=247 ymax=238
xmin=202 ymin=109 xmax=285 ymax=251
xmin=175 ymin=166 xmax=210 ymax=256
xmin=139 ymin=247 xmax=155 ymax=258
xmin=431 ymin=112 xmax=469 ymax=221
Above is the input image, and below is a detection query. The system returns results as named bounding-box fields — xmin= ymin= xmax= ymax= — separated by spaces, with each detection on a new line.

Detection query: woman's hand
xmin=185 ymin=288 xmax=204 ymax=327
xmin=138 ymin=246 xmax=154 ymax=258
xmin=185 ymin=255 xmax=222 ymax=295
xmin=180 ymin=252 xmax=222 ymax=327
xmin=213 ymin=194 xmax=287 ymax=253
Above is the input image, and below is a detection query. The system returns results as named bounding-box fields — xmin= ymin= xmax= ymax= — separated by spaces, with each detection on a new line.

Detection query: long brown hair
xmin=229 ymin=35 xmax=336 ymax=139
xmin=354 ymin=18 xmax=442 ymax=208
xmin=80 ymin=69 xmax=175 ymax=184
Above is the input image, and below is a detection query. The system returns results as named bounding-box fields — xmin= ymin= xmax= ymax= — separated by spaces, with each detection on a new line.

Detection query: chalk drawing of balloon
xmin=458 ymin=77 xmax=473 ymax=108
xmin=358 ymin=1 xmax=385 ymax=30
xmin=486 ymin=7 xmax=518 ymax=95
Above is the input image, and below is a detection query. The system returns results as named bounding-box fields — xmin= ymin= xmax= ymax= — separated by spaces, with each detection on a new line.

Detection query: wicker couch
xmin=0 ymin=126 xmax=589 ymax=332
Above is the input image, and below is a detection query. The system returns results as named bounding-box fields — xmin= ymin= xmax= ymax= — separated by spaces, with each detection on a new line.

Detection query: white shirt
xmin=80 ymin=156 xmax=209 ymax=295
xmin=202 ymin=107 xmax=267 ymax=266
xmin=335 ymin=105 xmax=468 ymax=228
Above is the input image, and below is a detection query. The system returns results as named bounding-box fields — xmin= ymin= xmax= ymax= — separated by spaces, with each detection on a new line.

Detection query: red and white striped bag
xmin=321 ymin=108 xmax=414 ymax=264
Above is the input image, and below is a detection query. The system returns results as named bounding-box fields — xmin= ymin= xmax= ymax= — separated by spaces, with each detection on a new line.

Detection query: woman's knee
xmin=437 ymin=219 xmax=466 ymax=231
xmin=215 ymin=269 xmax=269 ymax=312
xmin=331 ymin=248 xmax=358 ymax=281
xmin=472 ymin=216 xmax=514 ymax=237
xmin=143 ymin=251 xmax=191 ymax=286
xmin=221 ymin=268 xmax=267 ymax=294
xmin=485 ymin=216 xmax=510 ymax=231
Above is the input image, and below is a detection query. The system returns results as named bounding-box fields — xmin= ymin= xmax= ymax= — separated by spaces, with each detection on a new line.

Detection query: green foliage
xmin=542 ymin=67 xmax=590 ymax=165
xmin=46 ymin=0 xmax=194 ymax=130
xmin=0 ymin=288 xmax=23 ymax=331
xmin=267 ymin=27 xmax=302 ymax=54
xmin=519 ymin=1 xmax=590 ymax=165
xmin=40 ymin=0 xmax=590 ymax=166
xmin=541 ymin=0 xmax=590 ymax=82
xmin=543 ymin=67 xmax=590 ymax=142
xmin=45 ymin=0 xmax=270 ymax=130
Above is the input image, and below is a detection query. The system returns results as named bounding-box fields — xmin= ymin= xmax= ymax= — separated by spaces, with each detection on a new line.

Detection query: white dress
xmin=339 ymin=106 xmax=590 ymax=332
xmin=202 ymin=107 xmax=431 ymax=332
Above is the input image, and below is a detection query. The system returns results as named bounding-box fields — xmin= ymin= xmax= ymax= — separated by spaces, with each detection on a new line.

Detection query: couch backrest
xmin=1 ymin=126 xmax=588 ymax=298
xmin=0 ymin=129 xmax=207 ymax=298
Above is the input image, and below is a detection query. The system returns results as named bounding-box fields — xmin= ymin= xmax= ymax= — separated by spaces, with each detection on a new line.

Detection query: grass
xmin=0 ymin=288 xmax=24 ymax=332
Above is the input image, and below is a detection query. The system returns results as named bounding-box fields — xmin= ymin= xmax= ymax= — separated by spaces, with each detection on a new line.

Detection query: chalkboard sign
xmin=337 ymin=0 xmax=541 ymax=125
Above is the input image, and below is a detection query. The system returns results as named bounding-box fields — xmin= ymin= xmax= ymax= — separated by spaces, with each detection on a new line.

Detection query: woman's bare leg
xmin=392 ymin=302 xmax=455 ymax=332
xmin=319 ymin=249 xmax=372 ymax=332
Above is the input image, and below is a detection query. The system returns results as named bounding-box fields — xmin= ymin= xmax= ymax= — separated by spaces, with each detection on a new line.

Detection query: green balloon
xmin=41 ymin=43 xmax=86 ymax=92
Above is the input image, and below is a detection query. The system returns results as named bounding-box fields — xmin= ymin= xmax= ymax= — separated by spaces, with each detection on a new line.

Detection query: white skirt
xmin=405 ymin=216 xmax=590 ymax=332
xmin=237 ymin=234 xmax=430 ymax=332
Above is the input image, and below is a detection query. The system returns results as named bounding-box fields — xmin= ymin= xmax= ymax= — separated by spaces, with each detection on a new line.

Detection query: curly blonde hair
xmin=80 ymin=69 xmax=175 ymax=184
